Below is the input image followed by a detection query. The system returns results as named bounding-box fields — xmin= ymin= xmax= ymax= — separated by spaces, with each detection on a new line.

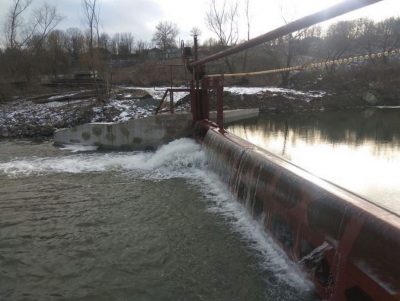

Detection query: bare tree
xmin=242 ymin=0 xmax=251 ymax=72
xmin=3 ymin=0 xmax=64 ymax=82
xmin=190 ymin=27 xmax=202 ymax=37
xmin=64 ymin=27 xmax=86 ymax=64
xmin=81 ymin=0 xmax=106 ymax=98
xmin=202 ymin=37 xmax=219 ymax=48
xmin=376 ymin=17 xmax=400 ymax=63
xmin=28 ymin=3 xmax=65 ymax=51
xmin=46 ymin=29 xmax=68 ymax=77
xmin=4 ymin=0 xmax=33 ymax=49
xmin=263 ymin=2 xmax=309 ymax=86
xmin=135 ymin=39 xmax=152 ymax=58
xmin=119 ymin=32 xmax=134 ymax=54
xmin=205 ymin=0 xmax=239 ymax=73
xmin=355 ymin=18 xmax=379 ymax=63
xmin=98 ymin=32 xmax=111 ymax=52
xmin=323 ymin=20 xmax=358 ymax=74
xmin=152 ymin=21 xmax=179 ymax=52
xmin=81 ymin=0 xmax=100 ymax=70
xmin=264 ymin=31 xmax=306 ymax=86
xmin=4 ymin=0 xmax=64 ymax=51
xmin=110 ymin=33 xmax=119 ymax=54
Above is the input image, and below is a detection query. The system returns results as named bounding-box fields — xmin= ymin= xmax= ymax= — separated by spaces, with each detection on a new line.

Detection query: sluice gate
xmin=197 ymin=121 xmax=400 ymax=301
xmin=159 ymin=0 xmax=400 ymax=300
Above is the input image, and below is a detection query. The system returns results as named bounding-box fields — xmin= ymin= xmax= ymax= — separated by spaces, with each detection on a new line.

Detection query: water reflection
xmin=226 ymin=108 xmax=400 ymax=214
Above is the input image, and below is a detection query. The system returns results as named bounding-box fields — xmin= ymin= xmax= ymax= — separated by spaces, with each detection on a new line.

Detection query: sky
xmin=0 ymin=0 xmax=399 ymax=46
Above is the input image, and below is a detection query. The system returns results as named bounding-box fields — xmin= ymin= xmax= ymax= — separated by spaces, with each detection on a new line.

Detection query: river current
xmin=0 ymin=139 xmax=317 ymax=301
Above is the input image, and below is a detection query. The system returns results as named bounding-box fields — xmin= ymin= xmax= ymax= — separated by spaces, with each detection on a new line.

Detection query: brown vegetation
xmin=1 ymin=0 xmax=399 ymax=106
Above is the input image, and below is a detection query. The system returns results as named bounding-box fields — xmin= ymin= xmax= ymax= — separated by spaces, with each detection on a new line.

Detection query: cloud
xmin=0 ymin=0 xmax=399 ymax=46
xmin=0 ymin=0 xmax=164 ymax=43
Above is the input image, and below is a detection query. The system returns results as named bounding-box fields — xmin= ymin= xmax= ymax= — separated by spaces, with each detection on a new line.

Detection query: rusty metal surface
xmin=188 ymin=0 xmax=383 ymax=68
xmin=154 ymin=89 xmax=191 ymax=115
xmin=202 ymin=78 xmax=224 ymax=127
xmin=201 ymin=125 xmax=400 ymax=301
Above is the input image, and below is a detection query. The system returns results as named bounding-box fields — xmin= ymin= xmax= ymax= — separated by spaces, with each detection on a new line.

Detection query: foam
xmin=0 ymin=139 xmax=205 ymax=178
xmin=191 ymin=171 xmax=313 ymax=292
xmin=59 ymin=144 xmax=99 ymax=152
xmin=0 ymin=138 xmax=313 ymax=293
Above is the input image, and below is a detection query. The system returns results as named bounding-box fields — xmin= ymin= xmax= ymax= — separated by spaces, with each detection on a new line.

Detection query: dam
xmin=34 ymin=0 xmax=400 ymax=300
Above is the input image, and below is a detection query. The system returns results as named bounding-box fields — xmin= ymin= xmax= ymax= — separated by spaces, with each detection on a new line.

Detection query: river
xmin=2 ymin=107 xmax=398 ymax=300
xmin=226 ymin=107 xmax=400 ymax=215
xmin=0 ymin=139 xmax=317 ymax=301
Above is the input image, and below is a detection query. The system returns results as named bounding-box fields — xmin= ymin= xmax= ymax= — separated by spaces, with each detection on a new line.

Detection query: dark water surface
xmin=0 ymin=140 xmax=317 ymax=301
xmin=226 ymin=108 xmax=400 ymax=214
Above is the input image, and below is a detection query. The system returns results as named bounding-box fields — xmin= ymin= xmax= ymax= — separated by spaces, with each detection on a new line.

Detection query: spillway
xmin=199 ymin=121 xmax=400 ymax=301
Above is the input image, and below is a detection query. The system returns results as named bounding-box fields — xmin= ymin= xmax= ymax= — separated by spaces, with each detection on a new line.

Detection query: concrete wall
xmin=54 ymin=109 xmax=259 ymax=150
xmin=54 ymin=113 xmax=193 ymax=151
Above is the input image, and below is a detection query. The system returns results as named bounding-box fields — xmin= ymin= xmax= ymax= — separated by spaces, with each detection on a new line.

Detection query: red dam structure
xmin=199 ymin=123 xmax=400 ymax=301
xmin=157 ymin=0 xmax=400 ymax=299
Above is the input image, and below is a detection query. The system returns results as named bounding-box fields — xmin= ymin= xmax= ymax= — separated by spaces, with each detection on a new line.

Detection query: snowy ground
xmin=0 ymin=86 xmax=327 ymax=138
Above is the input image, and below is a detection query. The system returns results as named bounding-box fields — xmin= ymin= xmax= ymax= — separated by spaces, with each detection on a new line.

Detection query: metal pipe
xmin=188 ymin=0 xmax=383 ymax=67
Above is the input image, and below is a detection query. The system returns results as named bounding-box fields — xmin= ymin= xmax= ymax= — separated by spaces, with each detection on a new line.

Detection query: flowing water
xmin=226 ymin=108 xmax=400 ymax=215
xmin=0 ymin=139 xmax=318 ymax=301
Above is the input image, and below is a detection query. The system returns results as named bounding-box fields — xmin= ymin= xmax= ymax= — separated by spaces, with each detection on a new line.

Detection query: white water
xmin=0 ymin=138 xmax=313 ymax=293
xmin=60 ymin=144 xmax=99 ymax=152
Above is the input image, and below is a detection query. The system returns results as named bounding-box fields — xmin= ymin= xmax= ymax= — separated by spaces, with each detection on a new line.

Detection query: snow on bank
xmin=0 ymin=86 xmax=326 ymax=137
xmin=124 ymin=86 xmax=190 ymax=103
xmin=224 ymin=86 xmax=326 ymax=102
xmin=135 ymin=86 xmax=326 ymax=100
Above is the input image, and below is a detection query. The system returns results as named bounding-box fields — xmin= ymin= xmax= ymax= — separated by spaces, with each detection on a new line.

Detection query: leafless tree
xmin=205 ymin=0 xmax=239 ymax=73
xmin=264 ymin=31 xmax=307 ymax=86
xmin=263 ymin=2 xmax=309 ymax=86
xmin=190 ymin=27 xmax=202 ymax=37
xmin=110 ymin=33 xmax=119 ymax=54
xmin=119 ymin=32 xmax=134 ymax=54
xmin=135 ymin=39 xmax=152 ymax=58
xmin=323 ymin=20 xmax=358 ymax=74
xmin=4 ymin=0 xmax=64 ymax=51
xmin=242 ymin=0 xmax=251 ymax=72
xmin=355 ymin=18 xmax=378 ymax=63
xmin=29 ymin=3 xmax=65 ymax=51
xmin=45 ymin=29 xmax=69 ymax=77
xmin=81 ymin=0 xmax=108 ymax=99
xmin=110 ymin=33 xmax=134 ymax=54
xmin=4 ymin=0 xmax=33 ymax=49
xmin=202 ymin=37 xmax=219 ymax=48
xmin=3 ymin=0 xmax=64 ymax=82
xmin=152 ymin=21 xmax=179 ymax=51
xmin=64 ymin=27 xmax=86 ymax=64
xmin=98 ymin=32 xmax=111 ymax=52
xmin=81 ymin=0 xmax=100 ymax=70
xmin=376 ymin=17 xmax=400 ymax=63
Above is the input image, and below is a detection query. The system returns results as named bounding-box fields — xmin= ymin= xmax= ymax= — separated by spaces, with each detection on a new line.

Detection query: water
xmin=0 ymin=139 xmax=318 ymax=301
xmin=226 ymin=108 xmax=400 ymax=214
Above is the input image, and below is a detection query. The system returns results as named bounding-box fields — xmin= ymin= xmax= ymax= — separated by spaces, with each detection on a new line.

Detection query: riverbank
xmin=1 ymin=81 xmax=399 ymax=139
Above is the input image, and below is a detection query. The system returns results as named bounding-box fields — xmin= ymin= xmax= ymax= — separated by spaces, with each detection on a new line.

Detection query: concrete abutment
xmin=53 ymin=109 xmax=259 ymax=150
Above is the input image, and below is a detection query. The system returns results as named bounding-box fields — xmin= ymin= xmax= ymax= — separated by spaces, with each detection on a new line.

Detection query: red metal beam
xmin=188 ymin=0 xmax=383 ymax=68
xmin=154 ymin=89 xmax=191 ymax=115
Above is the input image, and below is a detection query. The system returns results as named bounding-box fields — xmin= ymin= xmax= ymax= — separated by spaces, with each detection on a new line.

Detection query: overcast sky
xmin=0 ymin=0 xmax=399 ymax=45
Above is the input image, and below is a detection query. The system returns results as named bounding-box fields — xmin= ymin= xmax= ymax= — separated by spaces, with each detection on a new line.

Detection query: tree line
xmin=1 ymin=0 xmax=399 ymax=89
xmin=203 ymin=0 xmax=400 ymax=85
xmin=0 ymin=0 xmax=184 ymax=85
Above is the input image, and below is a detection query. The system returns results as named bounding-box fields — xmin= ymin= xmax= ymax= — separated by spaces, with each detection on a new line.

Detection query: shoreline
xmin=1 ymin=86 xmax=399 ymax=140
